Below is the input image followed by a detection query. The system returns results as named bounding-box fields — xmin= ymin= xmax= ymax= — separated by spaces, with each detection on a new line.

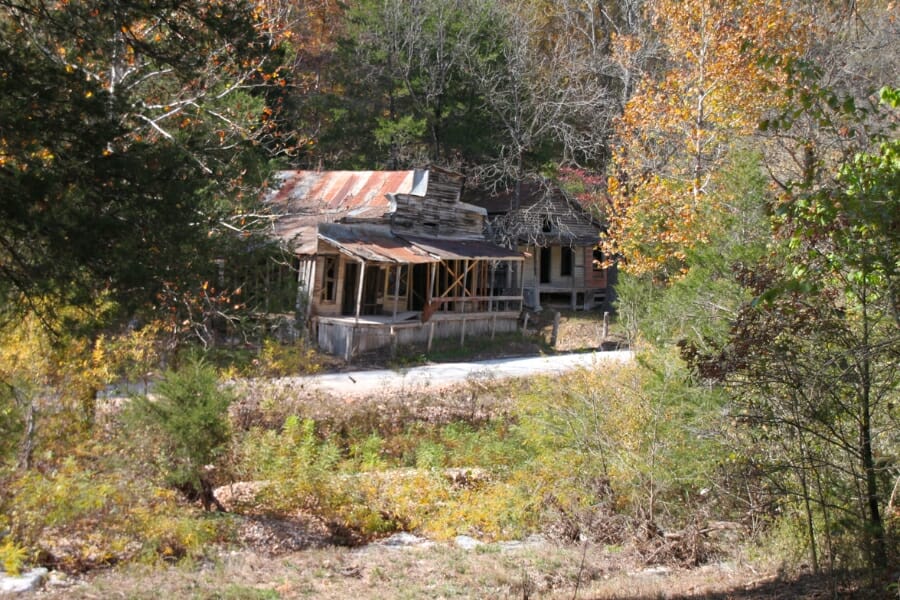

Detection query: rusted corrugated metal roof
xmin=318 ymin=224 xmax=435 ymax=264
xmin=402 ymin=236 xmax=524 ymax=261
xmin=266 ymin=170 xmax=420 ymax=248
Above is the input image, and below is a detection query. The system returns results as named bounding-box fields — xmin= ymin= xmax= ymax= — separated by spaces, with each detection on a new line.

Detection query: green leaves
xmin=127 ymin=357 xmax=233 ymax=507
xmin=0 ymin=0 xmax=281 ymax=323
xmin=780 ymin=92 xmax=899 ymax=315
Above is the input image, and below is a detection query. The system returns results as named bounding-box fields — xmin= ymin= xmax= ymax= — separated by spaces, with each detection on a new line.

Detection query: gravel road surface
xmin=288 ymin=350 xmax=633 ymax=397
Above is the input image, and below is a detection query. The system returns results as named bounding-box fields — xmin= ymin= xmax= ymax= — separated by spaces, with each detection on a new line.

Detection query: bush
xmin=2 ymin=443 xmax=225 ymax=571
xmin=126 ymin=357 xmax=233 ymax=510
xmin=515 ymin=350 xmax=730 ymax=530
xmin=0 ymin=537 xmax=27 ymax=575
xmin=256 ymin=339 xmax=322 ymax=377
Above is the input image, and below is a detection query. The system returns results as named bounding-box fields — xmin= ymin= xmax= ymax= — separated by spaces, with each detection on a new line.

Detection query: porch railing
xmin=424 ymin=293 xmax=523 ymax=319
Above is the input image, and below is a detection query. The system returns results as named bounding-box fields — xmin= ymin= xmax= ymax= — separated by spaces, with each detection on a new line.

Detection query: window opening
xmin=322 ymin=256 xmax=337 ymax=302
xmin=560 ymin=247 xmax=573 ymax=277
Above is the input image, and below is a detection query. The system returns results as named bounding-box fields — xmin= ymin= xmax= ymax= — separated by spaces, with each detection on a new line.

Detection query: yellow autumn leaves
xmin=604 ymin=0 xmax=808 ymax=279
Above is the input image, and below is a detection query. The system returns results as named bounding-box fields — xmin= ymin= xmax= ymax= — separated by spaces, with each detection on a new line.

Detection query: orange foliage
xmin=605 ymin=0 xmax=808 ymax=279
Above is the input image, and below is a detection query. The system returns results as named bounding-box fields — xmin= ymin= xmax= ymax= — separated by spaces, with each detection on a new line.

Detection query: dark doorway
xmin=560 ymin=247 xmax=573 ymax=277
xmin=342 ymin=262 xmax=359 ymax=315
xmin=362 ymin=266 xmax=384 ymax=315
xmin=411 ymin=263 xmax=429 ymax=311
xmin=540 ymin=247 xmax=551 ymax=284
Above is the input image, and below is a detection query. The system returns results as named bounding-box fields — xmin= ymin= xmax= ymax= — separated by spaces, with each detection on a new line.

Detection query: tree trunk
xmin=859 ymin=285 xmax=887 ymax=569
xmin=859 ymin=364 xmax=887 ymax=569
xmin=16 ymin=389 xmax=35 ymax=471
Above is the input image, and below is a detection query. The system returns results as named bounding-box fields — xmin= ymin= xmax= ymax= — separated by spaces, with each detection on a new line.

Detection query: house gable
xmin=467 ymin=182 xmax=603 ymax=246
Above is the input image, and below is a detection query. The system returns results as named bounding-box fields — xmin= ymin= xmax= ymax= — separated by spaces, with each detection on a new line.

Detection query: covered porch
xmin=312 ymin=225 xmax=524 ymax=359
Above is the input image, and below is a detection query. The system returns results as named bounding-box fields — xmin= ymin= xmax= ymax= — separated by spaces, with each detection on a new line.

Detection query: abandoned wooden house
xmin=265 ymin=167 xmax=525 ymax=358
xmin=466 ymin=182 xmax=610 ymax=311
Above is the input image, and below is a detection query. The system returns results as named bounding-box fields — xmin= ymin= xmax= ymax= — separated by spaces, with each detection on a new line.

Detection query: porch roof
xmin=401 ymin=236 xmax=524 ymax=261
xmin=318 ymin=227 xmax=525 ymax=265
xmin=318 ymin=227 xmax=435 ymax=264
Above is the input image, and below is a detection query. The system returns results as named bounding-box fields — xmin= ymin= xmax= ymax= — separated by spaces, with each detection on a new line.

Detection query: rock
xmin=636 ymin=566 xmax=671 ymax=577
xmin=454 ymin=535 xmax=483 ymax=551
xmin=497 ymin=540 xmax=523 ymax=551
xmin=46 ymin=571 xmax=72 ymax=588
xmin=523 ymin=534 xmax=547 ymax=546
xmin=0 ymin=568 xmax=49 ymax=593
xmin=443 ymin=467 xmax=488 ymax=487
xmin=378 ymin=533 xmax=431 ymax=548
xmin=213 ymin=481 xmax=272 ymax=511
xmin=496 ymin=534 xmax=546 ymax=552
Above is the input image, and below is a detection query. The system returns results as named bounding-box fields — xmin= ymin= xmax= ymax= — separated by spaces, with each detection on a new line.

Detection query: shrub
xmin=0 ymin=537 xmax=27 ymax=575
xmin=238 ymin=416 xmax=342 ymax=514
xmin=3 ymin=444 xmax=224 ymax=571
xmin=256 ymin=339 xmax=322 ymax=377
xmin=126 ymin=357 xmax=233 ymax=510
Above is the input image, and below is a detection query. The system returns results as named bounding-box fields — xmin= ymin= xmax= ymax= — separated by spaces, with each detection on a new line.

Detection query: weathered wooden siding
xmin=521 ymin=244 xmax=601 ymax=289
xmin=381 ymin=263 xmax=410 ymax=313
xmin=424 ymin=167 xmax=465 ymax=203
xmin=584 ymin=247 xmax=607 ymax=288
xmin=296 ymin=256 xmax=316 ymax=314
xmin=312 ymin=248 xmax=344 ymax=317
xmin=391 ymin=194 xmax=485 ymax=239
xmin=507 ymin=191 xmax=601 ymax=243
xmin=316 ymin=312 xmax=520 ymax=357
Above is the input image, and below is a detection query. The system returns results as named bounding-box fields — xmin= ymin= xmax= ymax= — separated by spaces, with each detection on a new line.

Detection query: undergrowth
xmin=2 ymin=345 xmax=745 ymax=575
xmin=1 ymin=437 xmax=228 ymax=572
xmin=228 ymin=348 xmax=733 ymax=558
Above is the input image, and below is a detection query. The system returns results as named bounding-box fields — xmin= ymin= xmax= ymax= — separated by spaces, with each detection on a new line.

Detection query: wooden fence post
xmin=550 ymin=311 xmax=560 ymax=347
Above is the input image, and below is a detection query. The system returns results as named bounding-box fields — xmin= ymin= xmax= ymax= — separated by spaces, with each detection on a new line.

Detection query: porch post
xmin=390 ymin=262 xmax=401 ymax=353
xmin=519 ymin=258 xmax=526 ymax=312
xmin=391 ymin=262 xmax=401 ymax=322
xmin=462 ymin=259 xmax=470 ymax=314
xmin=488 ymin=261 xmax=495 ymax=313
xmin=489 ymin=260 xmax=496 ymax=339
xmin=295 ymin=258 xmax=304 ymax=313
xmin=354 ymin=260 xmax=365 ymax=322
xmin=347 ymin=259 xmax=365 ymax=361
xmin=429 ymin=262 xmax=438 ymax=310
xmin=571 ymin=247 xmax=577 ymax=310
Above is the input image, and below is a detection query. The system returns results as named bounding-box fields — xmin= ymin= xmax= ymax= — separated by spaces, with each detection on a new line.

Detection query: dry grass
xmin=35 ymin=538 xmax=877 ymax=599
xmin=19 ymin=313 xmax=889 ymax=600
xmin=229 ymin=371 xmax=522 ymax=433
xmin=34 ymin=540 xmax=770 ymax=600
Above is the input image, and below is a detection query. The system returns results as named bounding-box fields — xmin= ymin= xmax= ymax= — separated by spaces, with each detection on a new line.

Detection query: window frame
xmin=321 ymin=255 xmax=338 ymax=303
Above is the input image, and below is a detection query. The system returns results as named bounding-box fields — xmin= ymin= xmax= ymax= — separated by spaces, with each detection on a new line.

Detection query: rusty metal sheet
xmin=266 ymin=170 xmax=417 ymax=246
xmin=318 ymin=224 xmax=436 ymax=264
xmin=401 ymin=236 xmax=524 ymax=261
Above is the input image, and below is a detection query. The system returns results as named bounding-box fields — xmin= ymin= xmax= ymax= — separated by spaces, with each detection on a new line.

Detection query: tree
xmin=0 ymin=303 xmax=114 ymax=471
xmin=468 ymin=0 xmax=636 ymax=200
xmin=685 ymin=88 xmax=899 ymax=572
xmin=127 ymin=358 xmax=233 ymax=511
xmin=604 ymin=0 xmax=807 ymax=279
xmin=0 ymin=0 xmax=285 ymax=321
xmin=313 ymin=0 xmax=502 ymax=169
